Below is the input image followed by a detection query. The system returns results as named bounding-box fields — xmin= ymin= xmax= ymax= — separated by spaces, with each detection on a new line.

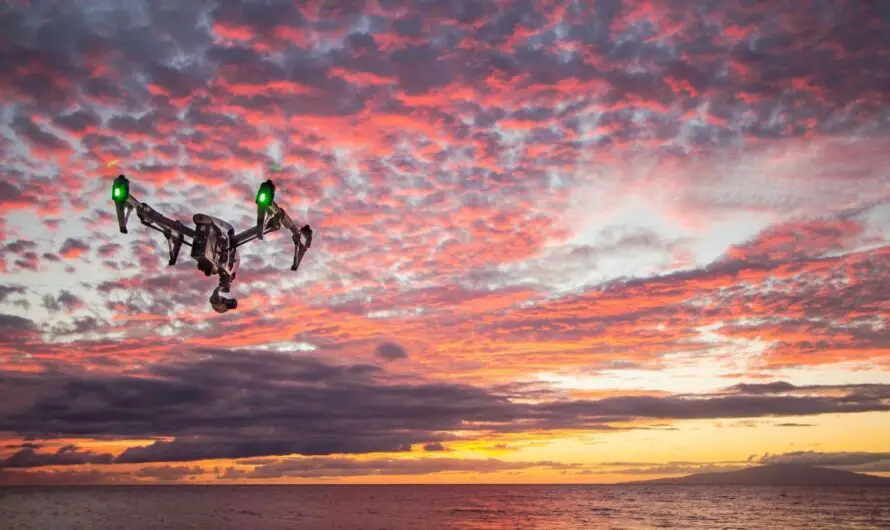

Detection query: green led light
xmin=112 ymin=176 xmax=129 ymax=203
xmin=256 ymin=180 xmax=275 ymax=207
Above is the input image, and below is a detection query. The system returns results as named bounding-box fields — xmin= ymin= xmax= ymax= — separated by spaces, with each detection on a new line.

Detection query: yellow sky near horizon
xmin=4 ymin=410 xmax=888 ymax=485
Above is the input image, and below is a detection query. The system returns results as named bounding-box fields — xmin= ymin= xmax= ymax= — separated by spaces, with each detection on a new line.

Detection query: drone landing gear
xmin=165 ymin=229 xmax=184 ymax=266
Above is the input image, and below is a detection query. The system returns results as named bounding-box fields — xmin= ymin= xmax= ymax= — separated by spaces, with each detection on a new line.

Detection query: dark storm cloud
xmin=0 ymin=350 xmax=494 ymax=464
xmin=0 ymin=314 xmax=37 ymax=333
xmin=376 ymin=342 xmax=408 ymax=360
xmin=1 ymin=351 xmax=888 ymax=465
xmin=1 ymin=445 xmax=113 ymax=468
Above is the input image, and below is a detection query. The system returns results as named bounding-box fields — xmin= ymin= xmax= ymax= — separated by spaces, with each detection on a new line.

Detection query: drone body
xmin=111 ymin=175 xmax=312 ymax=313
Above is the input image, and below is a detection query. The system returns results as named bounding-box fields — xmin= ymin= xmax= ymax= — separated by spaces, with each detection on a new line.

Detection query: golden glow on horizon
xmin=4 ymin=411 xmax=888 ymax=484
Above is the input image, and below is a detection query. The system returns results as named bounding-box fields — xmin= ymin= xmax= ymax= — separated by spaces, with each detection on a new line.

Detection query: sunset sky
xmin=2 ymin=0 xmax=890 ymax=485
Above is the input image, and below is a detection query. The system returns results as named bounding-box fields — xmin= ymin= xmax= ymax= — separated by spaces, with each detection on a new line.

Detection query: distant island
xmin=623 ymin=464 xmax=890 ymax=486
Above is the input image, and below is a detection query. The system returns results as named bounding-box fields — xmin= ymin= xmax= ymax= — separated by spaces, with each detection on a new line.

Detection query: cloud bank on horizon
xmin=1 ymin=0 xmax=890 ymax=483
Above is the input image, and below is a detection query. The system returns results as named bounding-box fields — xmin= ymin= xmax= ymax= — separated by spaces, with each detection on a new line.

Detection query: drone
xmin=111 ymin=174 xmax=312 ymax=313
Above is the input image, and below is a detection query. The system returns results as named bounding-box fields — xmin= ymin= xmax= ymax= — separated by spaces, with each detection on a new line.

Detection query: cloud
xmin=606 ymin=463 xmax=748 ymax=476
xmin=758 ymin=451 xmax=890 ymax=468
xmin=0 ymin=284 xmax=27 ymax=304
xmin=532 ymin=391 xmax=890 ymax=425
xmin=11 ymin=112 xmax=71 ymax=154
xmin=96 ymin=243 xmax=122 ymax=258
xmin=727 ymin=382 xmax=799 ymax=395
xmin=1 ymin=352 xmax=888 ymax=465
xmin=0 ymin=181 xmax=25 ymax=206
xmin=42 ymin=290 xmax=84 ymax=313
xmin=1 ymin=445 xmax=114 ymax=468
xmin=1 ymin=350 xmax=508 ymax=464
xmin=0 ymin=314 xmax=36 ymax=334
xmin=222 ymin=456 xmax=580 ymax=479
xmin=1 ymin=0 xmax=890 ymax=483
xmin=844 ymin=461 xmax=890 ymax=473
xmin=597 ymin=451 xmax=890 ymax=476
xmin=376 ymin=342 xmax=408 ymax=360
xmin=713 ymin=381 xmax=890 ymax=401
xmin=0 ymin=468 xmax=127 ymax=486
xmin=59 ymin=238 xmax=90 ymax=260
xmin=3 ymin=240 xmax=37 ymax=254
xmin=137 ymin=465 xmax=204 ymax=482
xmin=53 ymin=107 xmax=102 ymax=132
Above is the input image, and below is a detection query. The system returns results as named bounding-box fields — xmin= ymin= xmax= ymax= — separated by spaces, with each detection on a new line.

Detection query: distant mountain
xmin=624 ymin=464 xmax=890 ymax=486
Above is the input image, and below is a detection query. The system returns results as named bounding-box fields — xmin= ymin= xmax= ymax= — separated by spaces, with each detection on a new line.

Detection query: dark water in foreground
xmin=1 ymin=485 xmax=889 ymax=529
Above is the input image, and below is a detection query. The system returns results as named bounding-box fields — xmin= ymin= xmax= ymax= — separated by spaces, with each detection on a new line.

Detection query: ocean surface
xmin=1 ymin=485 xmax=889 ymax=529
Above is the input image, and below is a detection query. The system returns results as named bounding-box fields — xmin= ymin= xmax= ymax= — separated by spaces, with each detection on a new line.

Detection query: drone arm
xmin=135 ymin=202 xmax=196 ymax=265
xmin=233 ymin=219 xmax=279 ymax=247
xmin=112 ymin=175 xmax=195 ymax=266
xmin=134 ymin=201 xmax=197 ymax=240
xmin=233 ymin=200 xmax=312 ymax=271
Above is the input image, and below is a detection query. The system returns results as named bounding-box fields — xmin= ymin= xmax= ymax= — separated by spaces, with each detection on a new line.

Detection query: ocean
xmin=1 ymin=485 xmax=888 ymax=529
